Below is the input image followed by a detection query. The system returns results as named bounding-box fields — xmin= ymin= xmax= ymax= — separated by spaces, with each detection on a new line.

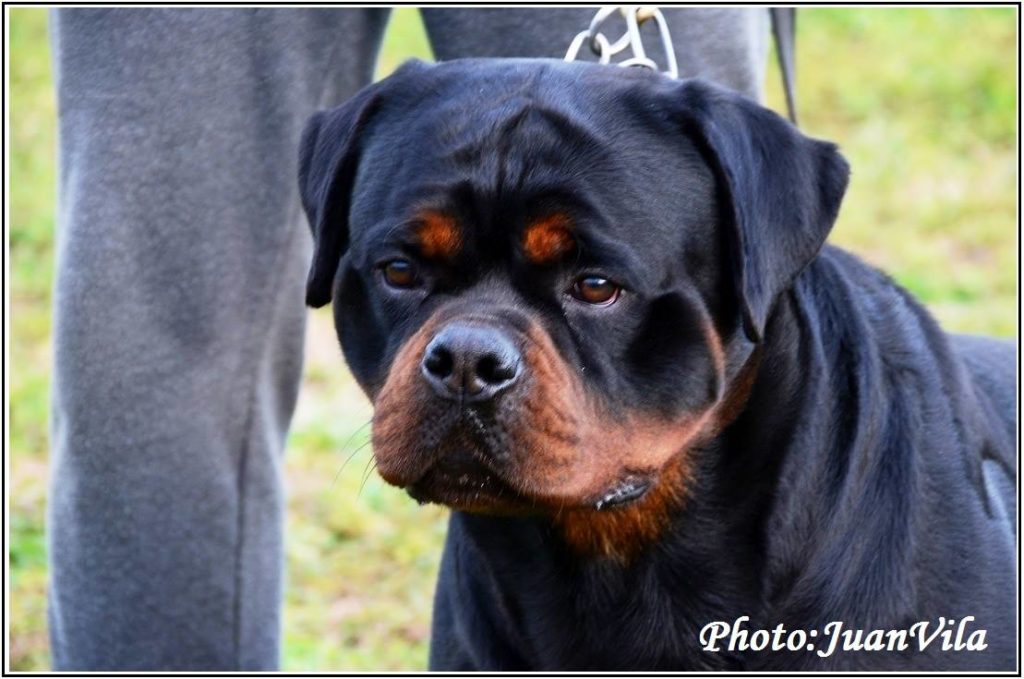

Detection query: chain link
xmin=564 ymin=6 xmax=678 ymax=79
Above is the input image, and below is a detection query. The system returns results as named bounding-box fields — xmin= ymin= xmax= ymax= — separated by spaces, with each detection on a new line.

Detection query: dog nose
xmin=421 ymin=323 xmax=522 ymax=402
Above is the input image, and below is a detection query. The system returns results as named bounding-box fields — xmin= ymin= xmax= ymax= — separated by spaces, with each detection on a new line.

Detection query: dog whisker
xmin=332 ymin=438 xmax=374 ymax=488
xmin=339 ymin=418 xmax=373 ymax=452
xmin=357 ymin=458 xmax=379 ymax=500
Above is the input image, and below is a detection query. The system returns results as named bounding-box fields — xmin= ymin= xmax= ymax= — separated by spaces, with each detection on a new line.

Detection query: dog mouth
xmin=374 ymin=349 xmax=660 ymax=514
xmin=396 ymin=408 xmax=515 ymax=510
xmin=406 ymin=456 xmax=653 ymax=513
xmin=389 ymin=402 xmax=658 ymax=513
xmin=402 ymin=423 xmax=655 ymax=513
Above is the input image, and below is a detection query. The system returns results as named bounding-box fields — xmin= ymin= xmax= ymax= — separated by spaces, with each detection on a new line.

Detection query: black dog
xmin=298 ymin=59 xmax=1017 ymax=671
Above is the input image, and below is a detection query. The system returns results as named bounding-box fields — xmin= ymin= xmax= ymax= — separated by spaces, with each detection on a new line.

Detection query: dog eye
xmin=381 ymin=259 xmax=419 ymax=289
xmin=569 ymin=276 xmax=621 ymax=306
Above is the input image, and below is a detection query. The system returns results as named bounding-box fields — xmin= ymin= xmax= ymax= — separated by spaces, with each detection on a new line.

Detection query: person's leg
xmin=420 ymin=8 xmax=769 ymax=101
xmin=47 ymin=8 xmax=388 ymax=670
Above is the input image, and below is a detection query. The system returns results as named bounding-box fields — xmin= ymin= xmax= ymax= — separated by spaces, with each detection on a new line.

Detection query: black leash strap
xmin=770 ymin=7 xmax=798 ymax=126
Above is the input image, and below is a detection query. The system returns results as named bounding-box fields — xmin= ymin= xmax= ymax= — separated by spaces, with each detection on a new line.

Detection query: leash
xmin=564 ymin=6 xmax=798 ymax=125
xmin=770 ymin=7 xmax=798 ymax=125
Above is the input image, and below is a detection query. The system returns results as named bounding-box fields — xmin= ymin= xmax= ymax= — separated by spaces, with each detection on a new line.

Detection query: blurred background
xmin=8 ymin=6 xmax=1017 ymax=671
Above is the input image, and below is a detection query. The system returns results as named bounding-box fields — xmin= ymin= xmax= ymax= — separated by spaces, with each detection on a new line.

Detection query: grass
xmin=7 ymin=6 xmax=1017 ymax=671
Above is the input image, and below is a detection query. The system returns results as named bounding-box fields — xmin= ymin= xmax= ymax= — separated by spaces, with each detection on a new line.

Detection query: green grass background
xmin=7 ymin=6 xmax=1017 ymax=671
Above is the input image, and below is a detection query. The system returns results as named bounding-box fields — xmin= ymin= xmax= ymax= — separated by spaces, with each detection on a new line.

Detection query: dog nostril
xmin=421 ymin=323 xmax=523 ymax=401
xmin=476 ymin=354 xmax=518 ymax=386
xmin=424 ymin=345 xmax=454 ymax=379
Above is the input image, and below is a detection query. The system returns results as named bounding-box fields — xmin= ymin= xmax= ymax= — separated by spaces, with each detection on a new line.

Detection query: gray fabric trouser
xmin=48 ymin=8 xmax=769 ymax=670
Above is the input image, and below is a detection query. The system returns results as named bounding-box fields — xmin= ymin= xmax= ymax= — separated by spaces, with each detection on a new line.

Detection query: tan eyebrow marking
xmin=522 ymin=213 xmax=575 ymax=264
xmin=414 ymin=211 xmax=461 ymax=260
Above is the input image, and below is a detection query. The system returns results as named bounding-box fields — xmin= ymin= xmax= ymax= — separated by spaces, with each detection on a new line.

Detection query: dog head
xmin=299 ymin=59 xmax=848 ymax=556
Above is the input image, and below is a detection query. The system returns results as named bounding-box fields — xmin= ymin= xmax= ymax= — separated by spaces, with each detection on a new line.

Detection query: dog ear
xmin=298 ymin=84 xmax=384 ymax=308
xmin=674 ymin=80 xmax=850 ymax=342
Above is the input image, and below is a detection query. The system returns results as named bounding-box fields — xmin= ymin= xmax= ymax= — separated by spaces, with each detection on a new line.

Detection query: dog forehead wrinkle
xmin=435 ymin=94 xmax=616 ymax=201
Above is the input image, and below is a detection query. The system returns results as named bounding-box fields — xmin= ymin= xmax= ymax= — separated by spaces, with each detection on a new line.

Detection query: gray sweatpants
xmin=48 ymin=8 xmax=769 ymax=670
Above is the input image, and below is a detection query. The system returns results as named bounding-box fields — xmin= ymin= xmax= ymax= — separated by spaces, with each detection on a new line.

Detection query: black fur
xmin=299 ymin=59 xmax=1017 ymax=671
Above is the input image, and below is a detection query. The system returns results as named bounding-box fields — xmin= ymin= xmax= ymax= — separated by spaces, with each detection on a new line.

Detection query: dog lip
xmin=593 ymin=478 xmax=652 ymax=510
xmin=406 ymin=453 xmax=519 ymax=508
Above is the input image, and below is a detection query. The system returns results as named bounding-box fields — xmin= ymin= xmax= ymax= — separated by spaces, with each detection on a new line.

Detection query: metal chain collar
xmin=564 ymin=6 xmax=679 ymax=79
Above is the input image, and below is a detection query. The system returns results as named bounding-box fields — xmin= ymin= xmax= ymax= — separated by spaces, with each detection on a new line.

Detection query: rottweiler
xmin=298 ymin=59 xmax=1017 ymax=671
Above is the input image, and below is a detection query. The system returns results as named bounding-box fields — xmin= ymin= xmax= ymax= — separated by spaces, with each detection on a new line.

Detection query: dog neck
xmin=548 ymin=338 xmax=765 ymax=563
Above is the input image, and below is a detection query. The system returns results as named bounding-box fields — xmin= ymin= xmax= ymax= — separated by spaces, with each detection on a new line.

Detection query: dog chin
xmin=403 ymin=454 xmax=536 ymax=515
